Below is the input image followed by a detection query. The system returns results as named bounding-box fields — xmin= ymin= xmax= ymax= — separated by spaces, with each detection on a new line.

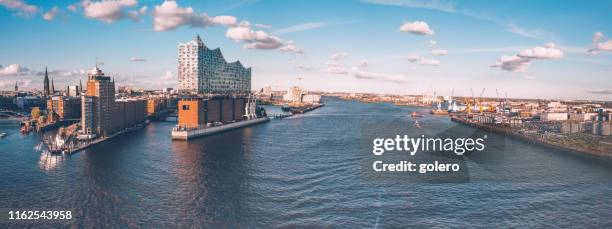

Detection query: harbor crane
xmin=478 ymin=88 xmax=486 ymax=113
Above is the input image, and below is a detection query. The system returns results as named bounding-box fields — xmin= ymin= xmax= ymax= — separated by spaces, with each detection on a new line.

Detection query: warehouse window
xmin=182 ymin=105 xmax=190 ymax=110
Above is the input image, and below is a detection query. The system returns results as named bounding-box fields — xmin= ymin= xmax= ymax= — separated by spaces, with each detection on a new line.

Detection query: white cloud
xmin=296 ymin=64 xmax=313 ymax=71
xmin=127 ymin=6 xmax=147 ymax=22
xmin=492 ymin=43 xmax=564 ymax=72
xmin=490 ymin=55 xmax=531 ymax=72
xmin=418 ymin=57 xmax=440 ymax=66
xmin=586 ymin=89 xmax=612 ymax=95
xmin=211 ymin=15 xmax=237 ymax=26
xmin=60 ymin=69 xmax=86 ymax=77
xmin=279 ymin=40 xmax=303 ymax=54
xmin=517 ymin=43 xmax=563 ymax=59
xmin=351 ymin=67 xmax=408 ymax=83
xmin=588 ymin=31 xmax=612 ymax=55
xmin=273 ymin=22 xmax=327 ymax=34
xmin=430 ymin=49 xmax=448 ymax=56
xmin=399 ymin=21 xmax=434 ymax=35
xmin=505 ymin=23 xmax=554 ymax=40
xmin=0 ymin=64 xmax=29 ymax=76
xmin=43 ymin=6 xmax=60 ymax=21
xmin=406 ymin=55 xmax=420 ymax=63
xmin=0 ymin=0 xmax=38 ymax=16
xmin=325 ymin=64 xmax=349 ymax=74
xmin=67 ymin=4 xmax=77 ymax=12
xmin=152 ymin=0 xmax=236 ymax=31
xmin=129 ymin=57 xmax=146 ymax=62
xmin=330 ymin=52 xmax=348 ymax=61
xmin=405 ymin=55 xmax=440 ymax=66
xmin=161 ymin=71 xmax=175 ymax=81
xmin=358 ymin=59 xmax=369 ymax=67
xmin=226 ymin=24 xmax=283 ymax=50
xmin=361 ymin=0 xmax=455 ymax=13
xmin=254 ymin=23 xmax=271 ymax=29
xmin=82 ymin=0 xmax=140 ymax=23
xmin=429 ymin=40 xmax=437 ymax=47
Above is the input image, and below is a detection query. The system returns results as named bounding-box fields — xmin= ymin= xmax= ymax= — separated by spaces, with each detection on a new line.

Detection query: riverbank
xmin=45 ymin=121 xmax=150 ymax=154
xmin=451 ymin=115 xmax=612 ymax=160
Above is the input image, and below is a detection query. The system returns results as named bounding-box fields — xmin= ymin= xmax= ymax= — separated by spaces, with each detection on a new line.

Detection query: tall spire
xmin=79 ymin=79 xmax=83 ymax=94
xmin=14 ymin=81 xmax=18 ymax=92
xmin=51 ymin=78 xmax=55 ymax=94
xmin=43 ymin=66 xmax=50 ymax=97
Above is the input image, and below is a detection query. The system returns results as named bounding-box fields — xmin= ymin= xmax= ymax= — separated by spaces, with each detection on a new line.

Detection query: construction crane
xmin=495 ymin=88 xmax=501 ymax=113
xmin=478 ymin=88 xmax=486 ymax=113
xmin=467 ymin=88 xmax=475 ymax=113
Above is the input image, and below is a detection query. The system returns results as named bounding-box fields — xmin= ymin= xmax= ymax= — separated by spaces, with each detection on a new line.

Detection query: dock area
xmin=451 ymin=115 xmax=612 ymax=159
xmin=172 ymin=117 xmax=270 ymax=140
xmin=289 ymin=103 xmax=324 ymax=114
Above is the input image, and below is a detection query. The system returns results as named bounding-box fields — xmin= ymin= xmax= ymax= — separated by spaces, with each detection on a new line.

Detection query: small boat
xmin=430 ymin=109 xmax=449 ymax=115
xmin=411 ymin=112 xmax=424 ymax=118
xmin=0 ymin=132 xmax=7 ymax=138
xmin=281 ymin=104 xmax=291 ymax=112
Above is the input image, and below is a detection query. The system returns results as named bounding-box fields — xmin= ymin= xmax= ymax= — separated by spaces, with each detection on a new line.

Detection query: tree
xmin=31 ymin=107 xmax=42 ymax=120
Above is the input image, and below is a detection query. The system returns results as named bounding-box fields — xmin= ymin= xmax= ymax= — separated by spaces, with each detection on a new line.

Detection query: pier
xmin=171 ymin=117 xmax=270 ymax=140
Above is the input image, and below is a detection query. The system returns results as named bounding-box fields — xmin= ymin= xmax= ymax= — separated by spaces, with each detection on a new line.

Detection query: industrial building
xmin=177 ymin=97 xmax=248 ymax=129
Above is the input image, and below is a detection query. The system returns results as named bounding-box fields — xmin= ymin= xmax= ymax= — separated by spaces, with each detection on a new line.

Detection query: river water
xmin=1 ymin=97 xmax=611 ymax=228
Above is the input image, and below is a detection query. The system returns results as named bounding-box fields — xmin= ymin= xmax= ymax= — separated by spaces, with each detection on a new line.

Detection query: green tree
xmin=31 ymin=107 xmax=42 ymax=120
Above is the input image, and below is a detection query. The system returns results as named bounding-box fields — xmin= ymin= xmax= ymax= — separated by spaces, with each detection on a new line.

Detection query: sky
xmin=0 ymin=0 xmax=611 ymax=100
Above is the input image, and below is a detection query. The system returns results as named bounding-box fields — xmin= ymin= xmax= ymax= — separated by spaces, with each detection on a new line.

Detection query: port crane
xmin=478 ymin=88 xmax=486 ymax=113
xmin=466 ymin=88 xmax=475 ymax=113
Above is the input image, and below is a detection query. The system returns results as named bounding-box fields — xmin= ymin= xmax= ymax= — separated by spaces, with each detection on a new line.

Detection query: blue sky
xmin=0 ymin=0 xmax=611 ymax=100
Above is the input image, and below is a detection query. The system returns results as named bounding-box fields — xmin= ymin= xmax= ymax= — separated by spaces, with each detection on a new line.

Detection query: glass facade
xmin=178 ymin=35 xmax=251 ymax=94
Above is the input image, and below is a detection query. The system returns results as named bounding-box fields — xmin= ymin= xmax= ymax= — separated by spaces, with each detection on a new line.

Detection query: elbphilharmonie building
xmin=177 ymin=35 xmax=251 ymax=94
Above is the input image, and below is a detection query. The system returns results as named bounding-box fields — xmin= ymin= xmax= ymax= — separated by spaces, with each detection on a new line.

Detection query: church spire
xmin=51 ymin=78 xmax=55 ymax=94
xmin=43 ymin=66 xmax=50 ymax=97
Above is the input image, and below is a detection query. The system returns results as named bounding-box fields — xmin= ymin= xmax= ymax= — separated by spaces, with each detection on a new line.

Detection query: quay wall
xmin=451 ymin=116 xmax=612 ymax=160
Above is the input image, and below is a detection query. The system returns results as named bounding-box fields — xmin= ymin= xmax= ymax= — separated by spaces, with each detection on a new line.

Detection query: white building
xmin=177 ymin=35 xmax=251 ymax=94
xmin=541 ymin=112 xmax=568 ymax=121
xmin=67 ymin=85 xmax=79 ymax=97
xmin=302 ymin=94 xmax=321 ymax=103
xmin=283 ymin=86 xmax=305 ymax=102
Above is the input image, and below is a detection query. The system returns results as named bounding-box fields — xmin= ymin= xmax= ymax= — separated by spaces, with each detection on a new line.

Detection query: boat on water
xmin=430 ymin=109 xmax=449 ymax=115
xmin=0 ymin=132 xmax=7 ymax=138
xmin=281 ymin=104 xmax=291 ymax=112
xmin=411 ymin=112 xmax=424 ymax=118
xmin=430 ymin=102 xmax=450 ymax=115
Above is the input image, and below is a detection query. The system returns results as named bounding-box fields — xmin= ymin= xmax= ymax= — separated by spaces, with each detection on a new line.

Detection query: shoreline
xmin=450 ymin=116 xmax=612 ymax=160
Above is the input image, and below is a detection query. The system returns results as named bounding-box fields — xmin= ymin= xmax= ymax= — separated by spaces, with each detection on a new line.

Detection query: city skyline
xmin=0 ymin=0 xmax=611 ymax=100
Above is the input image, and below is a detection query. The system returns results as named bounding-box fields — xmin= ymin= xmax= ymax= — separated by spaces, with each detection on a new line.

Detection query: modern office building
xmin=83 ymin=66 xmax=115 ymax=136
xmin=177 ymin=35 xmax=251 ymax=94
